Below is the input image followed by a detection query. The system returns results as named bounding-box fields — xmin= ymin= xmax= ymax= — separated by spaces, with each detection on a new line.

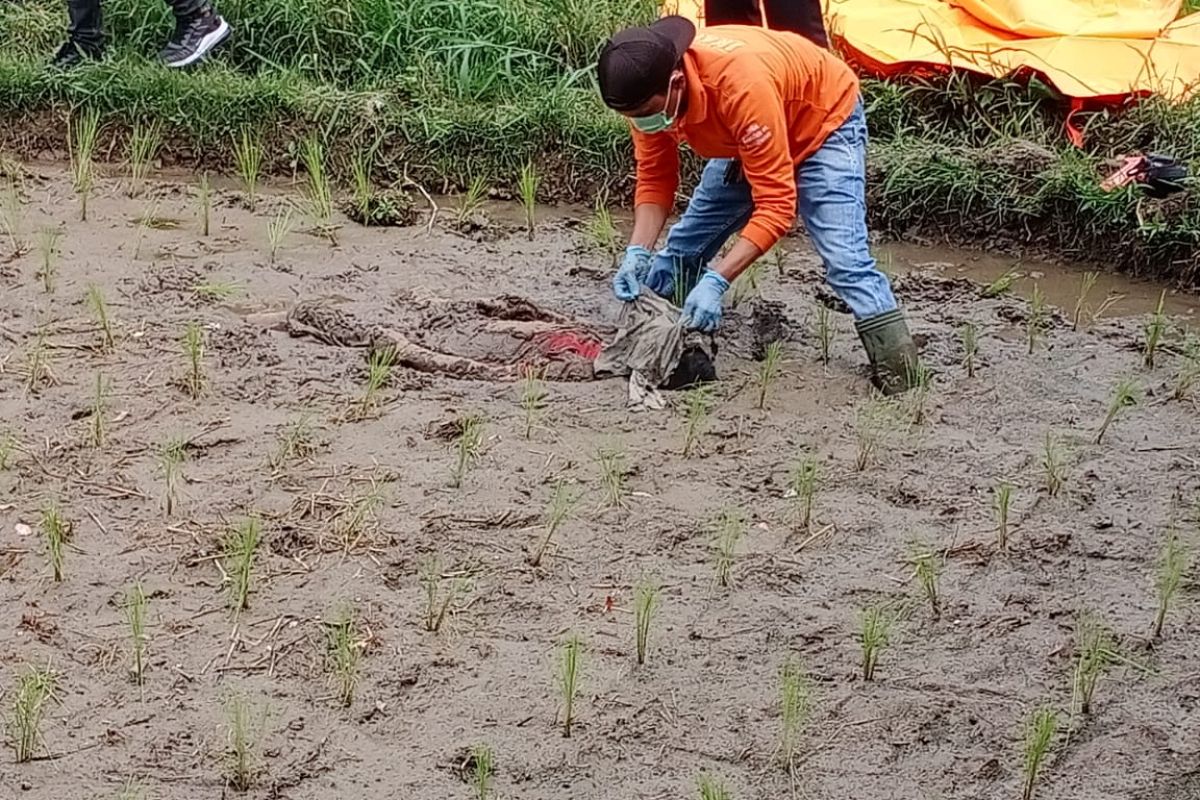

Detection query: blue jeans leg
xmin=797 ymin=103 xmax=897 ymax=320
xmin=646 ymin=158 xmax=754 ymax=301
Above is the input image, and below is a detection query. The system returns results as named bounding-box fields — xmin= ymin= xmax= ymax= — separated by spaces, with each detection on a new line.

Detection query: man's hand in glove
xmin=682 ymin=270 xmax=730 ymax=333
xmin=612 ymin=245 xmax=653 ymax=302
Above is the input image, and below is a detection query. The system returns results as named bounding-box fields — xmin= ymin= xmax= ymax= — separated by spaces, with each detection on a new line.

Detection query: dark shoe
xmin=856 ymin=308 xmax=921 ymax=395
xmin=51 ymin=40 xmax=102 ymax=69
xmin=159 ymin=10 xmax=230 ymax=68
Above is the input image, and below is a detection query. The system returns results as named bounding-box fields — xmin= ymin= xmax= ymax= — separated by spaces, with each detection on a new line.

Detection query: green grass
xmin=8 ymin=663 xmax=57 ymax=762
xmin=3 ymin=3 xmax=1200 ymax=280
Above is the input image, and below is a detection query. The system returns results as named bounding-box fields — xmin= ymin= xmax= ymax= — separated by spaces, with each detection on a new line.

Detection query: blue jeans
xmin=647 ymin=102 xmax=896 ymax=320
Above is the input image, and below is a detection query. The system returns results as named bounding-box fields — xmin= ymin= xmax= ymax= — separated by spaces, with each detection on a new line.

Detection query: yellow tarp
xmin=664 ymin=0 xmax=1200 ymax=101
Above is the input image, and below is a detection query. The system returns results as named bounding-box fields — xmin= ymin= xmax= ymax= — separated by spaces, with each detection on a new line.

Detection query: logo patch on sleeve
xmin=741 ymin=123 xmax=772 ymax=149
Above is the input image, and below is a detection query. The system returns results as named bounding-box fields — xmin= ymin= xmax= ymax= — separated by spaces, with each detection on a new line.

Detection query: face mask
xmin=631 ymin=78 xmax=680 ymax=134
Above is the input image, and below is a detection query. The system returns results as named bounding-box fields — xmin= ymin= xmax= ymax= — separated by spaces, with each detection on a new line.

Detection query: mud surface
xmin=1 ymin=166 xmax=1198 ymax=800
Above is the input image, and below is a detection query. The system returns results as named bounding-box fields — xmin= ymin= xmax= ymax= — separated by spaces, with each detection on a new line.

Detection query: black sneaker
xmin=159 ymin=10 xmax=230 ymax=68
xmin=51 ymin=40 xmax=102 ymax=70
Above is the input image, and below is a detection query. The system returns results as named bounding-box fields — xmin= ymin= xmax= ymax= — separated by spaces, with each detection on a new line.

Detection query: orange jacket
xmin=632 ymin=25 xmax=860 ymax=253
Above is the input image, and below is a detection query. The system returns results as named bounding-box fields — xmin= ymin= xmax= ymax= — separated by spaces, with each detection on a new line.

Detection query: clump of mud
xmin=340 ymin=189 xmax=418 ymax=227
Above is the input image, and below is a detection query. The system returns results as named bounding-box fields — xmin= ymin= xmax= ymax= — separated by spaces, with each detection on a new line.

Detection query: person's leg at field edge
xmin=643 ymin=158 xmax=754 ymax=304
xmin=158 ymin=0 xmax=232 ymax=69
xmin=796 ymin=100 xmax=920 ymax=393
xmin=53 ymin=0 xmax=104 ymax=67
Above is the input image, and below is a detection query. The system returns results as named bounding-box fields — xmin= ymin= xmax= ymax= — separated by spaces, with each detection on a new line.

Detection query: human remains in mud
xmin=598 ymin=17 xmax=922 ymax=393
xmin=281 ymin=293 xmax=715 ymax=387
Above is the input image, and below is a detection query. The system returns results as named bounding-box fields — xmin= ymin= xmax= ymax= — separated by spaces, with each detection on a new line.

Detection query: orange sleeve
xmin=715 ymin=73 xmax=796 ymax=253
xmin=631 ymin=127 xmax=680 ymax=211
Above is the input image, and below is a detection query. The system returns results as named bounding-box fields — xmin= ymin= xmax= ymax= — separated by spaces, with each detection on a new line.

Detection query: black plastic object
xmin=1141 ymin=153 xmax=1188 ymax=199
xmin=664 ymin=345 xmax=718 ymax=389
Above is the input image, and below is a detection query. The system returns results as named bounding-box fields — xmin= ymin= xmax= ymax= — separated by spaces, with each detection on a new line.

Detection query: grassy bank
xmin=2 ymin=0 xmax=1199 ymax=284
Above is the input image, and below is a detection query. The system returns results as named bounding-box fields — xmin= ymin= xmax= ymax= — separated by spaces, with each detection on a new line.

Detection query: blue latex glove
xmin=612 ymin=245 xmax=653 ymax=302
xmin=682 ymin=270 xmax=730 ymax=332
xmin=644 ymin=256 xmax=676 ymax=299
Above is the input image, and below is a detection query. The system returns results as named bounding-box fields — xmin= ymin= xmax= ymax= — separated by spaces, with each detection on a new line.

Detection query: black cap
xmin=597 ymin=16 xmax=696 ymax=112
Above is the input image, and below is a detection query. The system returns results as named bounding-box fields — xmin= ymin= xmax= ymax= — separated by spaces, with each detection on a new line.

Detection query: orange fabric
xmin=632 ymin=25 xmax=860 ymax=253
xmin=667 ymin=0 xmax=1200 ymax=104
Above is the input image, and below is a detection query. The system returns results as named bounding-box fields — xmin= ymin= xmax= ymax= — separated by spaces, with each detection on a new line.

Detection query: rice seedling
xmin=1091 ymin=291 xmax=1124 ymax=323
xmin=2 ymin=177 xmax=25 ymax=253
xmin=159 ymin=437 xmax=187 ymax=517
xmin=1094 ymin=375 xmax=1141 ymax=444
xmin=681 ymin=384 xmax=714 ymax=457
xmin=223 ymin=516 xmax=261 ymax=615
xmin=1021 ymin=706 xmax=1058 ymax=800
xmin=232 ymin=129 xmax=263 ymax=210
xmin=518 ymin=161 xmax=539 ymax=240
xmin=1151 ymin=527 xmax=1190 ymax=640
xmin=123 ymin=582 xmax=148 ymax=686
xmin=325 ymin=605 xmax=361 ymax=707
xmin=69 ymin=108 xmax=100 ymax=222
xmin=980 ymin=267 xmax=1018 ymax=298
xmin=453 ymin=175 xmax=489 ymax=226
xmin=89 ymin=371 xmax=109 ymax=449
xmin=519 ymin=364 xmax=547 ymax=439
xmin=755 ymin=340 xmax=784 ymax=410
xmin=778 ymin=655 xmax=812 ymax=769
xmin=450 ymin=414 xmax=486 ymax=488
xmin=9 ymin=664 xmax=57 ymax=762
xmin=225 ymin=694 xmax=258 ymax=791
xmin=132 ymin=198 xmax=162 ymax=261
xmin=529 ymin=479 xmax=580 ymax=567
xmin=1071 ymin=614 xmax=1114 ymax=716
xmin=358 ymin=346 xmax=397 ymax=417
xmin=192 ymin=279 xmax=245 ymax=303
xmin=1142 ymin=290 xmax=1168 ymax=368
xmin=1072 ymin=272 xmax=1099 ymax=331
xmin=813 ymin=305 xmax=833 ymax=365
xmin=471 ymin=744 xmax=494 ymax=800
xmin=116 ymin=778 xmax=146 ymax=800
xmin=558 ymin=633 xmax=583 ymax=737
xmin=40 ymin=502 xmax=70 ymax=582
xmin=1171 ymin=337 xmax=1199 ymax=400
xmin=197 ymin=172 xmax=212 ymax=236
xmin=1026 ymin=284 xmax=1048 ymax=355
xmin=906 ymin=360 xmax=934 ymax=425
xmin=712 ymin=507 xmax=746 ymax=588
xmin=333 ymin=481 xmax=386 ymax=552
xmin=267 ymin=207 xmax=294 ymax=263
xmin=300 ymin=134 xmax=334 ymax=238
xmin=269 ymin=413 xmax=316 ymax=472
xmin=854 ymin=398 xmax=895 ymax=472
xmin=697 ymin=773 xmax=732 ymax=800
xmin=419 ymin=555 xmax=468 ymax=633
xmin=789 ymin=453 xmax=820 ymax=533
xmin=633 ymin=575 xmax=660 ymax=666
xmin=909 ymin=543 xmax=942 ymax=618
xmin=585 ymin=194 xmax=619 ymax=263
xmin=1041 ymin=432 xmax=1067 ymax=497
xmin=859 ymin=603 xmax=894 ymax=681
xmin=995 ymin=481 xmax=1014 ymax=551
xmin=86 ymin=284 xmax=115 ymax=351
xmin=37 ymin=226 xmax=62 ymax=293
xmin=597 ymin=444 xmax=626 ymax=508
xmin=23 ymin=328 xmax=54 ymax=394
xmin=729 ymin=260 xmax=763 ymax=308
xmin=181 ymin=322 xmax=205 ymax=398
xmin=126 ymin=121 xmax=162 ymax=197
xmin=960 ymin=321 xmax=978 ymax=377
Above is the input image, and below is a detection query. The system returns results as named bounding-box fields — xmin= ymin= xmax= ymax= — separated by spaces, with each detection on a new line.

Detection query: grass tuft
xmin=451 ymin=413 xmax=485 ymax=489
xmin=633 ymin=574 xmax=660 ymax=666
xmin=778 ymin=655 xmax=812 ymax=770
xmin=159 ymin=436 xmax=187 ymax=517
xmin=529 ymin=479 xmax=579 ymax=567
xmin=1026 ymin=284 xmax=1048 ymax=355
xmin=267 ymin=207 xmax=295 ymax=263
xmin=8 ymin=663 xmax=57 ymax=763
xmin=755 ymin=340 xmax=784 ymax=410
xmin=1142 ymin=290 xmax=1168 ymax=369
xmin=123 ymin=582 xmax=148 ymax=686
xmin=980 ymin=268 xmax=1017 ymax=298
xmin=181 ymin=321 xmax=205 ymax=398
xmin=859 ymin=603 xmax=895 ymax=681
xmin=1151 ymin=527 xmax=1190 ymax=640
xmin=471 ymin=744 xmax=494 ymax=800
xmin=697 ymin=773 xmax=732 ymax=800
xmin=712 ymin=507 xmax=745 ymax=588
xmin=597 ymin=444 xmax=626 ymax=508
xmin=225 ymin=694 xmax=259 ymax=791
xmin=1041 ymin=432 xmax=1067 ymax=497
xmin=326 ymin=604 xmax=362 ymax=707
xmin=89 ymin=371 xmax=109 ymax=449
xmin=1072 ymin=272 xmax=1099 ymax=331
xmin=959 ymin=321 xmax=978 ymax=377
xmin=789 ymin=452 xmax=820 ymax=533
xmin=519 ymin=365 xmax=547 ymax=440
xmin=69 ymin=108 xmax=100 ymax=222
xmin=39 ymin=501 xmax=70 ymax=582
xmin=813 ymin=305 xmax=833 ymax=366
xmin=1094 ymin=375 xmax=1141 ymax=445
xmin=232 ymin=129 xmax=263 ymax=211
xmin=910 ymin=543 xmax=942 ymax=619
xmin=197 ymin=172 xmax=212 ymax=237
xmin=558 ymin=633 xmax=583 ymax=737
xmin=86 ymin=284 xmax=115 ymax=351
xmin=1021 ymin=706 xmax=1058 ymax=800
xmin=358 ymin=346 xmax=396 ymax=417
xmin=419 ymin=555 xmax=468 ymax=634
xmin=1071 ymin=614 xmax=1114 ymax=717
xmin=518 ymin=161 xmax=538 ymax=240
xmin=223 ymin=516 xmax=261 ymax=616
xmin=127 ymin=121 xmax=162 ymax=198
xmin=681 ymin=384 xmax=714 ymax=458
xmin=995 ymin=481 xmax=1014 ymax=551
xmin=37 ymin=226 xmax=62 ymax=294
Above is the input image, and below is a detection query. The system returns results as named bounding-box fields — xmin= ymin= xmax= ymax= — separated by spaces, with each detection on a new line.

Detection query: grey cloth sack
xmin=594 ymin=293 xmax=686 ymax=387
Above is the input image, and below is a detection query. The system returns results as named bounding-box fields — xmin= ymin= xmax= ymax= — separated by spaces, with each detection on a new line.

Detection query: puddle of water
xmin=877 ymin=242 xmax=1199 ymax=324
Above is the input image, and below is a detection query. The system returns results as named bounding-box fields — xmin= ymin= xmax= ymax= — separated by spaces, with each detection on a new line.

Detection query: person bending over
xmin=597 ymin=16 xmax=920 ymax=393
xmin=53 ymin=0 xmax=230 ymax=69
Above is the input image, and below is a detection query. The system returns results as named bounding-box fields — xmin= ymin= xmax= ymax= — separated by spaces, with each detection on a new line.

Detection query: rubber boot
xmin=855 ymin=308 xmax=921 ymax=395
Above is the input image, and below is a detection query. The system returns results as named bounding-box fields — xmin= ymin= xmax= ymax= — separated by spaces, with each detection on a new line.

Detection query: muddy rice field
xmin=0 ymin=164 xmax=1198 ymax=800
